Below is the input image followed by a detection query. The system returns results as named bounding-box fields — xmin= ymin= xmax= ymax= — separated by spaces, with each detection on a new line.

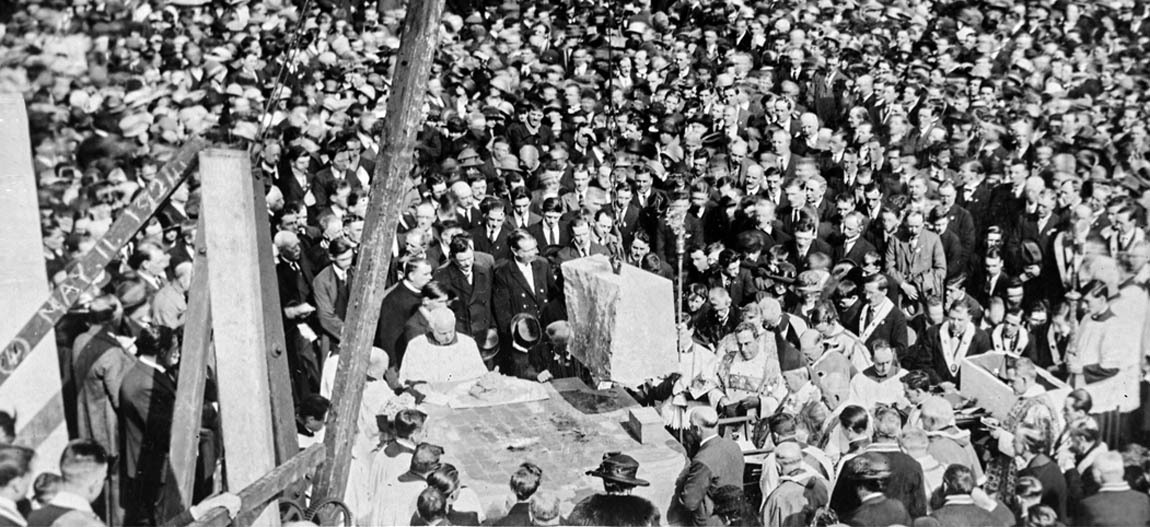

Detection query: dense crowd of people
xmin=5 ymin=0 xmax=1150 ymax=524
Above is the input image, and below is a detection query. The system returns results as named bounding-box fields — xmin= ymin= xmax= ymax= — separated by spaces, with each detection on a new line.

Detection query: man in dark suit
xmin=375 ymin=257 xmax=434 ymax=370
xmin=612 ymin=183 xmax=642 ymax=248
xmin=972 ymin=248 xmax=1012 ymax=308
xmin=119 ymin=326 xmax=179 ymax=525
xmin=276 ymin=147 xmax=315 ymax=206
xmin=527 ymin=198 xmax=570 ymax=253
xmin=630 ymin=167 xmax=667 ymax=210
xmin=833 ymin=212 xmax=875 ymax=265
xmin=554 ymin=217 xmax=609 ymax=264
xmin=505 ymin=187 xmax=541 ymax=231
xmin=311 ymin=148 xmax=369 ymax=208
xmin=936 ymin=181 xmax=977 ymax=259
xmin=852 ymin=274 xmax=908 ymax=354
xmin=778 ymin=180 xmax=815 ymax=235
xmin=493 ymin=231 xmax=557 ymax=371
xmin=433 ymin=237 xmax=493 ymax=340
xmin=1077 ymin=451 xmax=1150 ymax=527
xmin=469 ymin=197 xmax=513 ymax=264
xmin=275 ymin=230 xmax=321 ymax=401
xmin=914 ymin=302 xmax=991 ymax=384
xmin=839 ymin=453 xmax=912 ymax=526
xmin=929 ymin=207 xmax=968 ymax=281
xmin=1017 ymin=189 xmax=1062 ymax=251
xmin=929 ymin=464 xmax=1006 ymax=527
xmin=957 ymin=161 xmax=993 ymax=233
xmin=709 ymin=249 xmax=759 ymax=307
xmin=786 ymin=216 xmax=833 ymax=272
xmin=674 ymin=407 xmax=744 ymax=525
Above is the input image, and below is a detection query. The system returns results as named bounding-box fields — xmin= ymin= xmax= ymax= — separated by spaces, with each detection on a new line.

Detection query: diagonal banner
xmin=0 ymin=138 xmax=207 ymax=386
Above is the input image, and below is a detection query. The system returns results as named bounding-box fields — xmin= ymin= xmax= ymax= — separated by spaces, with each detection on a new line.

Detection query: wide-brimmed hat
xmin=586 ymin=452 xmax=649 ymax=487
xmin=795 ymin=270 xmax=822 ymax=293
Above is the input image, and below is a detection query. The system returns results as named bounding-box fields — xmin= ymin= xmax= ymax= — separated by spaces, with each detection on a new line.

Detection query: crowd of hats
xmin=8 ymin=0 xmax=1150 ymax=200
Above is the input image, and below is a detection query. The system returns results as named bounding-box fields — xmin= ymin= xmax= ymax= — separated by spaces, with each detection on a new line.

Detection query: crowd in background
xmin=4 ymin=0 xmax=1150 ymax=524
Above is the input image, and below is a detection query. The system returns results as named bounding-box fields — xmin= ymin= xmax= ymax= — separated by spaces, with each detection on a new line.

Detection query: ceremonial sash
xmin=858 ymin=299 xmax=894 ymax=342
xmin=939 ymin=322 xmax=976 ymax=376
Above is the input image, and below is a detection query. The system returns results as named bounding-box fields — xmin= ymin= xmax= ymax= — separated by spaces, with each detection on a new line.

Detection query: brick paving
xmin=423 ymin=377 xmax=687 ymax=521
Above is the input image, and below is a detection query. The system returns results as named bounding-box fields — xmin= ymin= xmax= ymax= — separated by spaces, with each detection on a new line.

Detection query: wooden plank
xmin=0 ymin=138 xmax=207 ymax=386
xmin=169 ymin=218 xmax=211 ymax=512
xmin=0 ymin=94 xmax=67 ymax=472
xmin=250 ymin=175 xmax=298 ymax=466
xmin=311 ymin=0 xmax=447 ymax=503
xmin=199 ymin=149 xmax=279 ymax=527
xmin=164 ymin=444 xmax=326 ymax=527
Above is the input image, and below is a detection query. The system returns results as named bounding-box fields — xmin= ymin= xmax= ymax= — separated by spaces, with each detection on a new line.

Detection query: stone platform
xmin=423 ymin=377 xmax=687 ymax=522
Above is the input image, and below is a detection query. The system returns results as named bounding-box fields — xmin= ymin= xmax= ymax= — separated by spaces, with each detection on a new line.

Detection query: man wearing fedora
xmin=567 ymin=453 xmax=661 ymax=526
xmin=434 ymin=235 xmax=494 ymax=343
xmin=673 ymin=407 xmax=744 ymax=526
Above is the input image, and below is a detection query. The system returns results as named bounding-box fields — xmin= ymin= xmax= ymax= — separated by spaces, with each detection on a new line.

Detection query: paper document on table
xmin=447 ymin=373 xmax=551 ymax=409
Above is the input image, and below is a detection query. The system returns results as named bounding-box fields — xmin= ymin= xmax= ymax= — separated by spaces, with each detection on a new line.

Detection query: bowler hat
xmin=586 ymin=452 xmax=650 ymax=487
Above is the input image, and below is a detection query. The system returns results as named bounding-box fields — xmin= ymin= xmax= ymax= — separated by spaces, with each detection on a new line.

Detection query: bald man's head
xmin=690 ymin=405 xmax=717 ymax=434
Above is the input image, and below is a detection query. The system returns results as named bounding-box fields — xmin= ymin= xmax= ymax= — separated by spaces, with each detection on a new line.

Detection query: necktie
xmin=465 ymin=271 xmax=473 ymax=285
xmin=550 ymin=226 xmax=558 ymax=245
xmin=862 ymin=307 xmax=871 ymax=329
xmin=488 ymin=227 xmax=496 ymax=241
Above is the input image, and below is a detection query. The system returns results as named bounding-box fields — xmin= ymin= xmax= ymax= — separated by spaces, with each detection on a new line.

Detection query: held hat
xmin=510 ymin=313 xmax=542 ymax=351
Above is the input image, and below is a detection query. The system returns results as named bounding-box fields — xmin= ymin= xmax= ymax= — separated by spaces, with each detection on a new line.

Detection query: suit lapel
xmin=471 ymin=266 xmax=489 ymax=299
xmin=511 ymin=262 xmax=534 ymax=297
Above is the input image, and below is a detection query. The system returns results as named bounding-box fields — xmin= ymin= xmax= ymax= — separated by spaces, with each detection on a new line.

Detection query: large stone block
xmin=562 ymin=255 xmax=677 ymax=386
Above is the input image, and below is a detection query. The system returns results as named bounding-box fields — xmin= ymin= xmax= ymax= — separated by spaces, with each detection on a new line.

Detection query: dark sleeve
xmin=492 ymin=267 xmax=512 ymax=333
xmin=1064 ymin=468 xmax=1084 ymax=518
xmin=908 ymin=468 xmax=928 ymax=518
xmin=677 ymin=460 xmax=715 ymax=514
xmin=891 ymin=312 xmax=909 ymax=352
xmin=1083 ymin=364 xmax=1119 ymax=383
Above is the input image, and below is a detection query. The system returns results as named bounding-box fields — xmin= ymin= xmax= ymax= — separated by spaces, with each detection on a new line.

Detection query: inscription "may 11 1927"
xmin=0 ymin=139 xmax=206 ymax=383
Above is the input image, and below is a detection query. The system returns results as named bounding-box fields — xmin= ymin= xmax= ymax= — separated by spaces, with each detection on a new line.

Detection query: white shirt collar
xmin=49 ymin=491 xmax=95 ymax=516
xmin=1100 ymin=481 xmax=1132 ymax=492
xmin=332 ymin=265 xmax=347 ymax=281
xmin=944 ymin=494 xmax=975 ymax=506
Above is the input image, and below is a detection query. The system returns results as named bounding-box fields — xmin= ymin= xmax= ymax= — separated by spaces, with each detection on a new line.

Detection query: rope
xmin=256 ymin=0 xmax=316 ymax=146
